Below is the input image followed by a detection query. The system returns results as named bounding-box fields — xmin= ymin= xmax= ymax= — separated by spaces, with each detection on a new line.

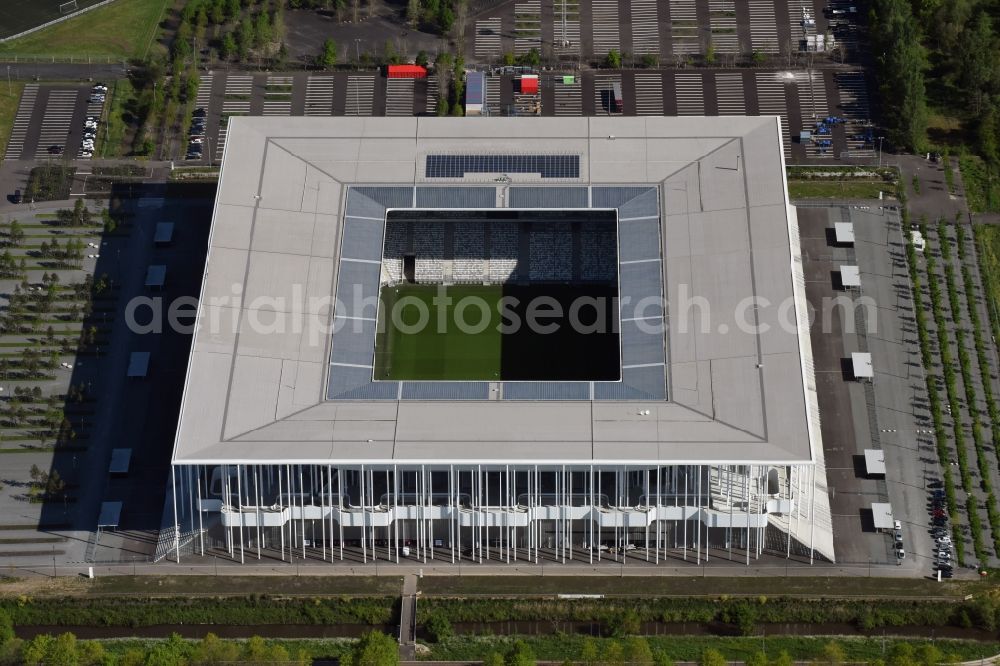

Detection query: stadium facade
xmin=166 ymin=116 xmax=834 ymax=565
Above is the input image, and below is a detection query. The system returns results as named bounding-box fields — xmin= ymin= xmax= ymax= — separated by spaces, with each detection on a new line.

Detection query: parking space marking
xmin=195 ymin=74 xmax=213 ymax=109
xmin=674 ymin=73 xmax=704 ymax=115
xmin=714 ymin=72 xmax=746 ymax=115
xmin=263 ymin=75 xmax=293 ymax=116
xmin=708 ymin=0 xmax=739 ymax=53
xmin=425 ymin=76 xmax=440 ymax=114
xmin=633 ymin=73 xmax=663 ymax=115
xmin=787 ymin=0 xmax=813 ymax=48
xmin=514 ymin=0 xmax=542 ymax=54
xmin=345 ymin=76 xmax=375 ymax=115
xmin=593 ymin=73 xmax=623 ymax=115
xmin=385 ymin=78 xmax=415 ymax=116
xmin=553 ymin=0 xmax=581 ymax=56
xmin=755 ymin=72 xmax=791 ymax=157
xmin=591 ymin=0 xmax=620 ymax=57
xmin=748 ymin=0 xmax=780 ymax=53
xmin=475 ymin=17 xmax=503 ymax=58
xmin=797 ymin=70 xmax=832 ymax=159
xmin=668 ymin=0 xmax=700 ymax=55
xmin=629 ymin=0 xmax=659 ymax=55
xmin=836 ymin=71 xmax=875 ymax=158
xmin=34 ymin=89 xmax=77 ymax=159
xmin=306 ymin=75 xmax=335 ymax=116
xmin=4 ymin=83 xmax=38 ymax=161
xmin=554 ymin=77 xmax=582 ymax=116
xmin=486 ymin=76 xmax=502 ymax=115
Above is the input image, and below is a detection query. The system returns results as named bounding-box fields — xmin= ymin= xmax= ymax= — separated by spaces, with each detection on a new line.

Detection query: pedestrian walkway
xmin=3 ymin=83 xmax=38 ymax=161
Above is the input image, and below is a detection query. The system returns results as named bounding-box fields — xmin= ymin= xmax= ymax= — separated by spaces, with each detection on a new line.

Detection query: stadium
xmin=166 ymin=116 xmax=833 ymax=566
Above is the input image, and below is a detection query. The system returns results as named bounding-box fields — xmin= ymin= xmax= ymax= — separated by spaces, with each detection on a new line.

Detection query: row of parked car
xmin=928 ymin=485 xmax=954 ymax=578
xmin=80 ymin=83 xmax=108 ymax=158
xmin=186 ymin=107 xmax=207 ymax=160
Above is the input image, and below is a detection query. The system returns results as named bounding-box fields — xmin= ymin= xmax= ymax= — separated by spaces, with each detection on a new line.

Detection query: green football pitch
xmin=373 ymin=283 xmax=620 ymax=382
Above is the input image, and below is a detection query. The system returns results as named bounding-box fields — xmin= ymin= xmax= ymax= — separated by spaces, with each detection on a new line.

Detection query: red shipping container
xmin=387 ymin=64 xmax=428 ymax=79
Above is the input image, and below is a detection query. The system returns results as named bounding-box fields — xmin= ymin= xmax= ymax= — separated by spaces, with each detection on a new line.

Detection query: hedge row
xmin=938 ymin=221 xmax=991 ymax=561
xmin=0 ymin=596 xmax=397 ymax=628
xmin=415 ymin=596 xmax=1000 ymax=632
xmin=902 ymin=208 xmax=964 ymax=563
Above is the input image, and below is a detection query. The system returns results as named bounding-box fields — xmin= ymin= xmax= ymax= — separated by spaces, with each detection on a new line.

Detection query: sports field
xmin=374 ymin=284 xmax=620 ymax=382
xmin=0 ymin=0 xmax=106 ymax=40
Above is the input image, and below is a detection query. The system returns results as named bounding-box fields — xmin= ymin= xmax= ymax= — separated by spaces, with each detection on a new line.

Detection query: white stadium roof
xmin=171 ymin=116 xmax=821 ymax=467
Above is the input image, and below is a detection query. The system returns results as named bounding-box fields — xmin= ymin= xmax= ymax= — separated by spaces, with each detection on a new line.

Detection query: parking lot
xmin=158 ymin=67 xmax=875 ymax=166
xmin=3 ymin=83 xmax=107 ymax=163
xmin=468 ymin=0 xmax=865 ymax=63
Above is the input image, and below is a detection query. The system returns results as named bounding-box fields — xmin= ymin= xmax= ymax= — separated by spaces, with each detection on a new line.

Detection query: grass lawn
xmin=374 ymin=283 xmax=620 ymax=381
xmin=0 ymin=81 xmax=25 ymax=162
xmin=423 ymin=635 xmax=1000 ymax=663
xmin=961 ymin=155 xmax=1000 ymax=213
xmin=417 ymin=575 xmax=971 ymax=599
xmin=375 ymin=284 xmax=502 ymax=381
xmin=0 ymin=0 xmax=169 ymax=60
xmin=0 ymin=575 xmax=402 ymax=598
xmin=99 ymin=78 xmax=134 ymax=158
xmin=787 ymin=180 xmax=892 ymax=200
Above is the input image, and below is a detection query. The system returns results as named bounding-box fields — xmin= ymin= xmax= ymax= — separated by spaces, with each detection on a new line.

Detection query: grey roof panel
xmin=401 ymin=382 xmax=490 ymax=400
xmin=618 ymin=218 xmax=661 ymax=263
xmin=415 ymin=186 xmax=496 ymax=208
xmin=593 ymin=186 xmax=654 ymax=210
xmin=503 ymin=382 xmax=591 ymax=400
xmin=617 ymin=188 xmax=659 ymax=219
xmin=342 ymin=217 xmax=386 ymax=262
xmin=508 ymin=187 xmax=589 ymax=208
xmin=353 ymin=186 xmax=414 ymax=210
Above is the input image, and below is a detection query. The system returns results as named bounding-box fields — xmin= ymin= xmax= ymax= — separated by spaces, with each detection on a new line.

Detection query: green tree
xmin=415 ymin=50 xmax=429 ymax=67
xmin=603 ymin=641 xmax=625 ymax=666
xmin=705 ymin=42 xmax=716 ymax=65
xmin=502 ymin=51 xmax=515 ymax=66
xmin=871 ymin=0 xmax=928 ymax=151
xmin=192 ymin=632 xmax=240 ymax=664
xmin=254 ymin=10 xmax=272 ymax=48
xmin=0 ymin=609 xmax=13 ymax=645
xmin=220 ymin=31 xmax=237 ymax=59
xmin=771 ymin=651 xmax=794 ymax=666
xmin=822 ymin=641 xmax=845 ymax=666
xmin=611 ymin=608 xmax=641 ymax=637
xmin=406 ymin=0 xmax=420 ymax=27
xmin=319 ymin=38 xmax=338 ymax=68
xmin=484 ymin=653 xmax=505 ymax=666
xmin=8 ymin=220 xmax=23 ymax=247
xmin=580 ymin=638 xmax=599 ymax=666
xmin=505 ymin=640 xmax=536 ymax=666
xmin=701 ymin=649 xmax=726 ymax=666
xmin=604 ymin=49 xmax=621 ymax=68
xmin=915 ymin=643 xmax=943 ymax=666
xmin=747 ymin=652 xmax=767 ymax=666
xmin=624 ymin=637 xmax=654 ymax=666
xmin=751 ymin=50 xmax=765 ymax=65
xmin=423 ymin=612 xmax=453 ymax=642
xmin=347 ymin=631 xmax=398 ymax=666
xmin=955 ymin=12 xmax=999 ymax=115
xmin=889 ymin=643 xmax=916 ymax=666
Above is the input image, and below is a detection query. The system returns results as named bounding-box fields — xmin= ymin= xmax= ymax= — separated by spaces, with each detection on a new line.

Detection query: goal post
xmin=58 ymin=0 xmax=79 ymax=14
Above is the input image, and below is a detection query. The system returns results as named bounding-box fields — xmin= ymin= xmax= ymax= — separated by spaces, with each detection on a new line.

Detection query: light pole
xmin=877 ymin=136 xmax=885 ymax=168
xmin=6 ymin=65 xmax=10 ymax=95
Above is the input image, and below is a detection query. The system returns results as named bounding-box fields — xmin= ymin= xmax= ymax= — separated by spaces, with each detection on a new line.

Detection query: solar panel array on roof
xmin=426 ymin=155 xmax=580 ymax=178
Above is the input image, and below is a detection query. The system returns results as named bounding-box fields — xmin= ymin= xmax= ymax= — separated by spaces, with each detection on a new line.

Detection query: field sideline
xmin=0 ymin=0 xmax=168 ymax=59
